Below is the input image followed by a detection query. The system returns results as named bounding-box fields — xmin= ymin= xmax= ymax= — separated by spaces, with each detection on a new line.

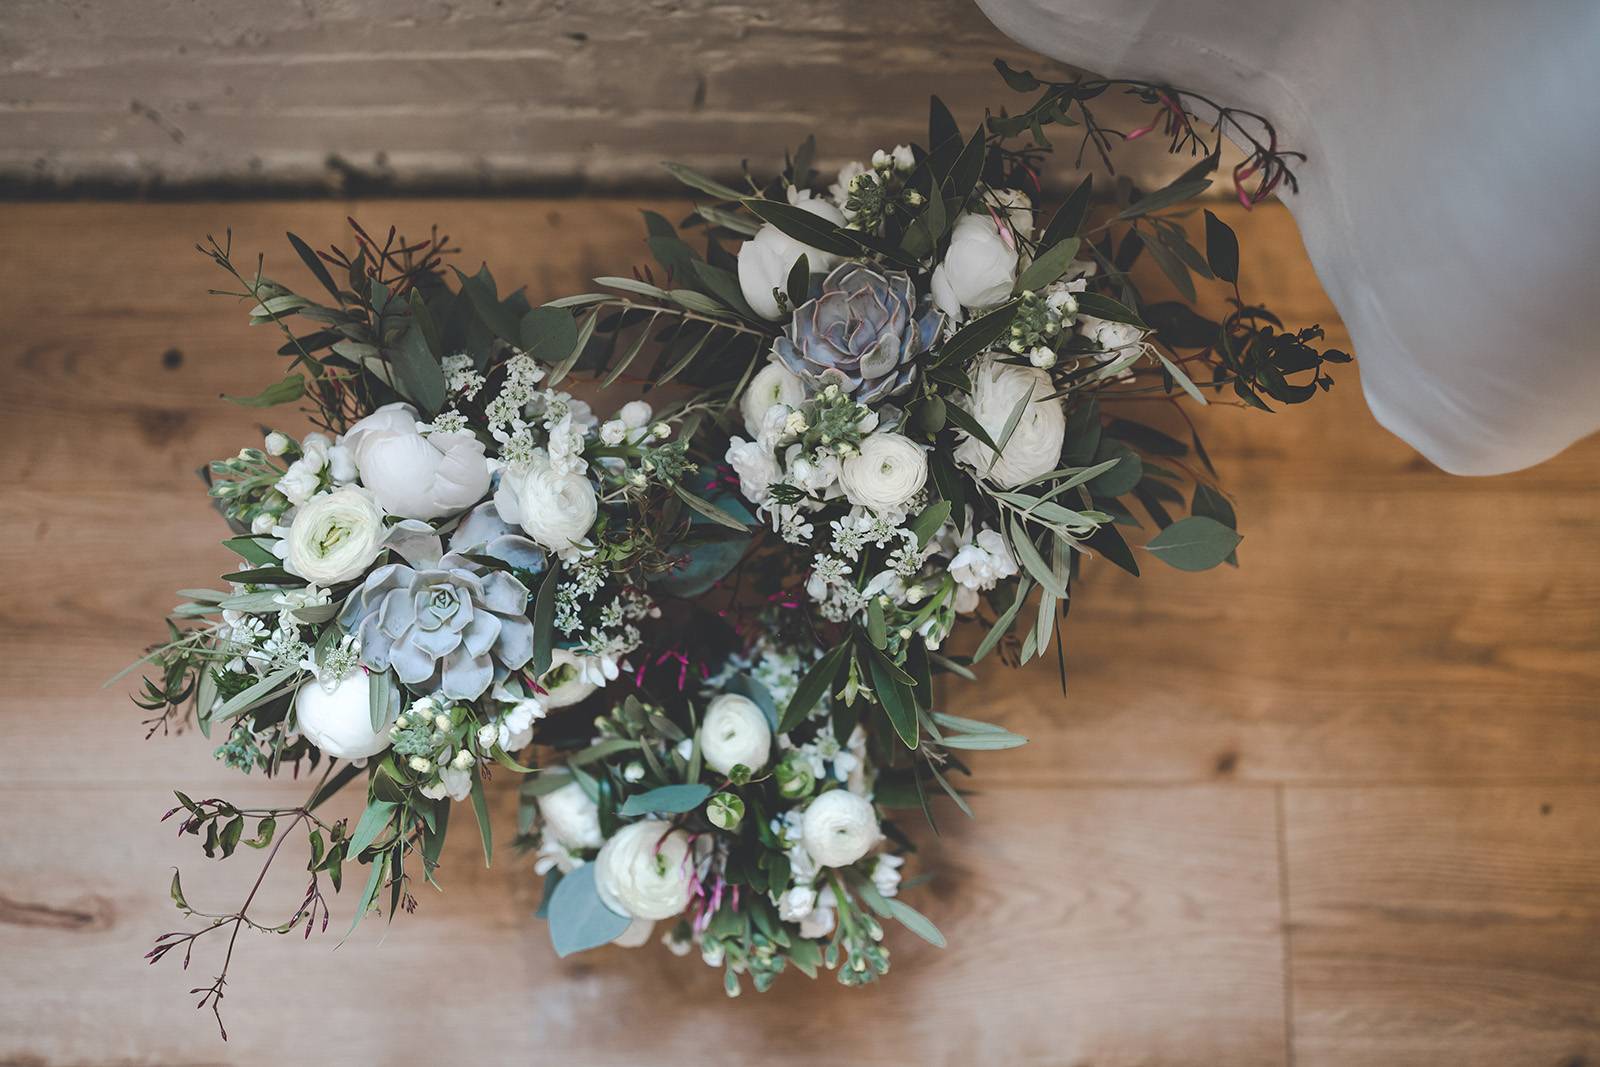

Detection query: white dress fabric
xmin=976 ymin=0 xmax=1600 ymax=474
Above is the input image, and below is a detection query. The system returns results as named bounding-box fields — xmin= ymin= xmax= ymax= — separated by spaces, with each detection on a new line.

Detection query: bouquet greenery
xmin=132 ymin=61 xmax=1345 ymax=1036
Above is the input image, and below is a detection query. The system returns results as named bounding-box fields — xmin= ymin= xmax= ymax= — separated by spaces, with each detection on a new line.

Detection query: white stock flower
xmin=799 ymin=901 xmax=836 ymax=939
xmin=952 ymin=357 xmax=1067 ymax=488
xmin=535 ymin=648 xmax=600 ymax=709
xmin=698 ymin=693 xmax=772 ymax=776
xmin=949 ymin=528 xmax=1019 ymax=591
xmin=800 ymin=789 xmax=880 ymax=868
xmin=1080 ymin=315 xmax=1147 ymax=356
xmin=495 ymin=448 xmax=597 ymax=555
xmin=274 ymin=460 xmax=321 ymax=506
xmin=778 ymin=885 xmax=818 ymax=923
xmin=724 ymin=437 xmax=780 ymax=504
xmin=340 ymin=402 xmax=491 ymax=520
xmin=282 ymin=487 xmax=387 ymax=585
xmin=537 ymin=779 xmax=604 ymax=850
xmin=929 ymin=213 xmax=1019 ymax=320
xmin=740 ymin=362 xmax=806 ymax=437
xmin=737 ymin=198 xmax=849 ymax=320
xmin=838 ymin=432 xmax=927 ymax=514
xmin=293 ymin=669 xmax=398 ymax=759
xmin=594 ymin=820 xmax=694 ymax=921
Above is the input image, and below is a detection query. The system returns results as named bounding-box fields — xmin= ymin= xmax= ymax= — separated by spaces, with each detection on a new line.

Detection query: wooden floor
xmin=0 ymin=199 xmax=1596 ymax=1067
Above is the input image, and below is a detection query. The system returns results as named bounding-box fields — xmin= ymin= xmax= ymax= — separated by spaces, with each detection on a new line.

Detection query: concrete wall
xmin=0 ymin=0 xmax=1183 ymax=196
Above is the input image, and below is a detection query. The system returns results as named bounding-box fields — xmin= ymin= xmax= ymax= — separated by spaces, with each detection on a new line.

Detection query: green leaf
xmin=215 ymin=665 xmax=298 ymax=722
xmin=1075 ymin=292 xmax=1147 ymax=330
xmin=672 ymin=484 xmax=749 ymax=531
xmin=285 ymin=231 xmax=341 ymax=301
xmin=368 ymin=669 xmax=393 ymax=733
xmin=1144 ymin=229 xmax=1198 ymax=302
xmin=885 ymin=897 xmax=946 ymax=948
xmin=221 ymin=536 xmax=278 ymax=566
xmin=661 ymin=161 xmax=747 ymax=201
xmin=1117 ymin=179 xmax=1212 ymax=219
xmin=689 ymin=260 xmax=759 ymax=319
xmin=1084 ymin=521 xmax=1140 ymax=576
xmin=390 ymin=321 xmax=447 ymax=415
xmin=346 ymin=849 xmax=388 ymax=938
xmin=224 ymin=373 xmax=304 ymax=408
xmin=1204 ymin=209 xmax=1240 ymax=285
xmin=937 ymin=732 xmax=1029 ymax=750
xmin=1152 ymin=346 xmax=1208 ymax=406
xmin=866 ymin=645 xmax=919 ymax=749
xmin=469 ymin=770 xmax=492 ymax=867
xmin=545 ymin=307 xmax=599 ymax=387
xmin=452 ymin=265 xmax=522 ymax=343
xmin=1014 ymin=237 xmax=1080 ymax=294
xmin=347 ymin=799 xmax=396 ymax=859
xmin=1088 ymin=440 xmax=1142 ymax=497
xmin=618 ymin=783 xmax=711 ymax=816
xmin=1041 ymin=175 xmax=1093 ymax=246
xmin=934 ymin=299 xmax=1020 ymax=368
xmin=974 ymin=577 xmax=1032 ymax=663
xmin=942 ymin=397 xmax=1000 ymax=455
xmin=1144 ymin=516 xmax=1243 ymax=572
xmin=741 ymin=199 xmax=858 ymax=257
xmin=530 ymin=563 xmax=559 ymax=677
xmin=907 ymin=499 xmax=951 ymax=550
xmin=1008 ymin=519 xmax=1068 ymax=598
xmin=1191 ymin=484 xmax=1239 ymax=566
xmin=785 ymin=252 xmax=811 ymax=310
xmin=781 ymin=642 xmax=850 ymax=733
xmin=519 ymin=306 xmax=579 ymax=365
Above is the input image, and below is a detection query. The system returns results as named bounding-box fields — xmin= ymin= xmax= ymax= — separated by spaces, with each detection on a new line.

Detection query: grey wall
xmin=0 ymin=0 xmax=1184 ymax=196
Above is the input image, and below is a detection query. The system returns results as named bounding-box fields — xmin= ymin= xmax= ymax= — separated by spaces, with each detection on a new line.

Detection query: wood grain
xmin=0 ymin=199 xmax=1596 ymax=1064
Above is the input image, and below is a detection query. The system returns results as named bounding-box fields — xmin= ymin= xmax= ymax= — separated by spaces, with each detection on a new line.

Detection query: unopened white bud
xmin=434 ymin=713 xmax=452 ymax=731
xmin=451 ymin=749 xmax=474 ymax=771
xmin=409 ymin=756 xmax=433 ymax=774
xmin=264 ymin=431 xmax=291 ymax=456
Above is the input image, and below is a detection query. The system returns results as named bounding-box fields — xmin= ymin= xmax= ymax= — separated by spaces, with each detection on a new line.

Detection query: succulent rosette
xmin=774 ymin=263 xmax=944 ymax=404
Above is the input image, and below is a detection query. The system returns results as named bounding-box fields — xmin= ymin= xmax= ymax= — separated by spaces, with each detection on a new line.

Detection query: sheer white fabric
xmin=977 ymin=0 xmax=1600 ymax=474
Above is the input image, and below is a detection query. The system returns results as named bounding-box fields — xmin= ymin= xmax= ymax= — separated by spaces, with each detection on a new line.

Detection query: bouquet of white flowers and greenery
xmin=131 ymin=62 xmax=1346 ymax=1038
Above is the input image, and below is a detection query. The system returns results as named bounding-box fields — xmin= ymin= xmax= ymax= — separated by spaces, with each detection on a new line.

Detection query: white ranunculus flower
xmin=537 ymin=779 xmax=604 ymax=851
xmin=800 ymin=789 xmax=881 ymax=868
xmin=698 ymin=693 xmax=772 ymax=776
xmin=283 ymin=486 xmax=387 ymax=585
xmin=952 ymin=357 xmax=1067 ymax=488
xmin=725 ymin=437 xmax=780 ymax=504
xmin=949 ymin=528 xmax=1020 ymax=591
xmin=839 ymin=432 xmax=927 ymax=513
xmin=494 ymin=448 xmax=597 ymax=555
xmin=929 ymin=213 xmax=1020 ymax=320
xmin=737 ymin=198 xmax=848 ymax=320
xmin=341 ymin=402 xmax=490 ymax=520
xmin=293 ymin=668 xmax=398 ymax=759
xmin=594 ymin=820 xmax=694 ymax=921
xmin=613 ymin=917 xmax=656 ymax=948
xmin=740 ymin=362 xmax=807 ymax=437
xmin=535 ymin=648 xmax=599 ymax=709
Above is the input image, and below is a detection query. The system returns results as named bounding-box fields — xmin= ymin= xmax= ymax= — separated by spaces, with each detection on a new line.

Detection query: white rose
xmin=800 ymin=789 xmax=881 ymax=868
xmin=724 ymin=437 xmax=780 ymax=504
xmin=283 ymin=486 xmax=387 ymax=585
xmin=1080 ymin=315 xmax=1147 ymax=356
xmin=594 ymin=820 xmax=694 ymax=921
xmin=949 ymin=528 xmax=1020 ymax=591
xmin=698 ymin=693 xmax=772 ymax=776
xmin=340 ymin=402 xmax=490 ymax=521
xmin=737 ymin=199 xmax=848 ymax=320
xmin=494 ymin=448 xmax=597 ymax=554
xmin=534 ymin=648 xmax=599 ymax=709
xmin=293 ymin=669 xmax=398 ymax=760
xmin=537 ymin=779 xmax=604 ymax=850
xmin=952 ymin=357 xmax=1067 ymax=488
xmin=274 ymin=459 xmax=321 ymax=506
xmin=839 ymin=432 xmax=927 ymax=513
xmin=740 ymin=362 xmax=806 ymax=437
xmin=929 ymin=213 xmax=1019 ymax=320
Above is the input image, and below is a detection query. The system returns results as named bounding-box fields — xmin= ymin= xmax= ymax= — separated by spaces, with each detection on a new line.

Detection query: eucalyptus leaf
xmin=547 ymin=862 xmax=631 ymax=958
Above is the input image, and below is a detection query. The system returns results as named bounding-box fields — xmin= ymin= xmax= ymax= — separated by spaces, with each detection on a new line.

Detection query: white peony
xmin=340 ymin=402 xmax=490 ymax=521
xmin=740 ymin=362 xmax=806 ymax=437
xmin=949 ymin=528 xmax=1020 ymax=591
xmin=981 ymin=187 xmax=1035 ymax=239
xmin=537 ymin=779 xmax=604 ymax=851
xmin=724 ymin=437 xmax=780 ymax=504
xmin=800 ymin=789 xmax=881 ymax=868
xmin=529 ymin=648 xmax=600 ymax=709
xmin=929 ymin=213 xmax=1020 ymax=320
xmin=952 ymin=357 xmax=1067 ymax=488
xmin=494 ymin=448 xmax=597 ymax=555
xmin=594 ymin=820 xmax=694 ymax=920
xmin=293 ymin=668 xmax=398 ymax=760
xmin=698 ymin=693 xmax=772 ymax=776
xmin=737 ymin=197 xmax=849 ymax=320
xmin=838 ymin=432 xmax=928 ymax=514
xmin=282 ymin=486 xmax=387 ymax=585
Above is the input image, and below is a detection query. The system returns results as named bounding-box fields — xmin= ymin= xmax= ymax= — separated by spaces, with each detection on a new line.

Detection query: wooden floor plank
xmin=1284 ymin=786 xmax=1600 ymax=1067
xmin=0 ymin=784 xmax=1286 ymax=1066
